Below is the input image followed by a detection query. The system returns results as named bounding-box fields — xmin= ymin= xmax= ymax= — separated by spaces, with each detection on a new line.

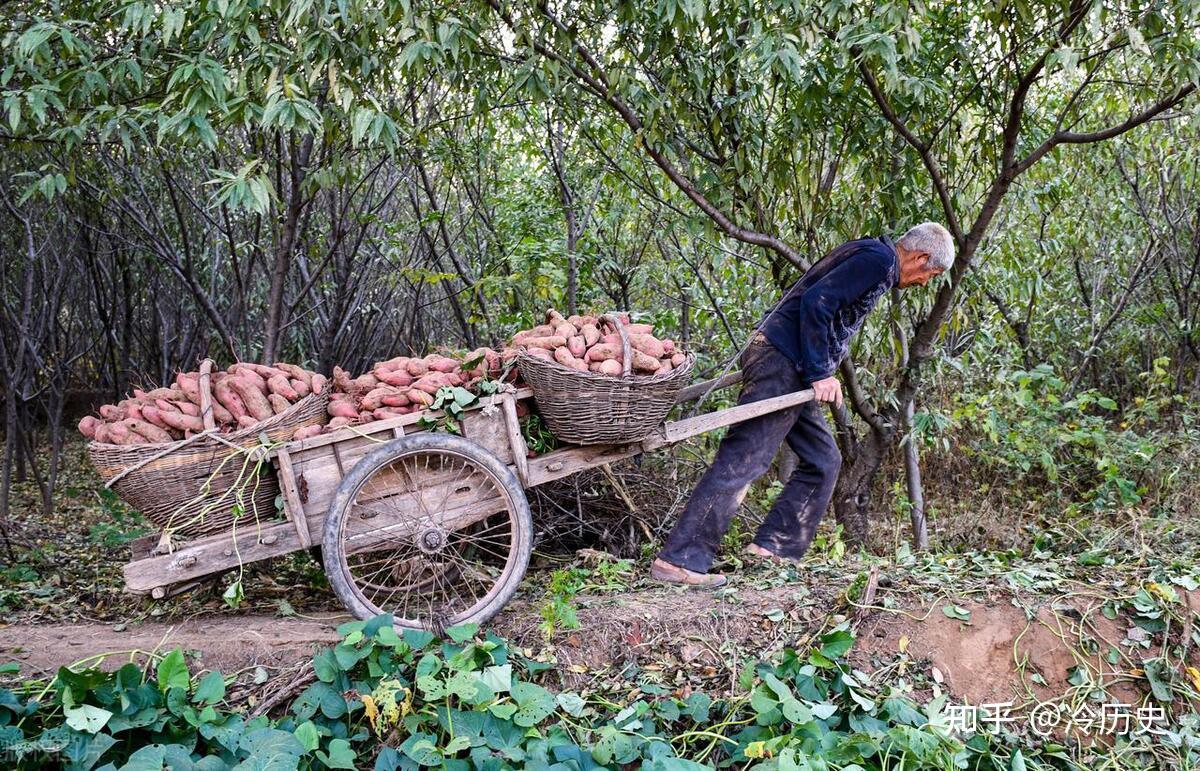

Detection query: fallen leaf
xmin=898 ymin=635 xmax=909 ymax=653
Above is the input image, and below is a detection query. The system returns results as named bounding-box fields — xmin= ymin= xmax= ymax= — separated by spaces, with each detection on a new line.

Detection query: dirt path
xmin=2 ymin=578 xmax=1184 ymax=709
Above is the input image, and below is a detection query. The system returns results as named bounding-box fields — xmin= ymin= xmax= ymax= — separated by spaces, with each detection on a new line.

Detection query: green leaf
xmin=64 ymin=701 xmax=112 ymax=734
xmin=316 ymin=738 xmax=356 ymax=769
xmin=446 ymin=623 xmax=478 ymax=642
xmin=942 ymin=604 xmax=971 ymax=622
xmin=157 ymin=649 xmax=189 ymax=693
xmin=293 ymin=720 xmax=319 ymax=752
xmin=222 ymin=578 xmax=245 ymax=609
xmin=194 ymin=671 xmax=225 ymax=704
xmin=511 ymin=681 xmax=556 ymax=726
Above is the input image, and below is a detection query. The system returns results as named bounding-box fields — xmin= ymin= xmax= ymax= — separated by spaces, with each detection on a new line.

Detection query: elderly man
xmin=651 ymin=222 xmax=955 ymax=587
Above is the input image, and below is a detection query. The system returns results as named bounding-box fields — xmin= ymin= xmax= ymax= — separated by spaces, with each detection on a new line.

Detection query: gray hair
xmin=897 ymin=222 xmax=955 ymax=272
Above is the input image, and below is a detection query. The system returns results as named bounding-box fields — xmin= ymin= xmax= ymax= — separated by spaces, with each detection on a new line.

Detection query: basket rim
xmin=87 ymin=389 xmax=330 ymax=452
xmin=516 ymin=349 xmax=694 ymax=384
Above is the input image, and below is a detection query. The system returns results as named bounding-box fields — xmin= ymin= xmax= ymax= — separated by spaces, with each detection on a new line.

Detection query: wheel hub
xmin=417 ymin=527 xmax=448 ymax=554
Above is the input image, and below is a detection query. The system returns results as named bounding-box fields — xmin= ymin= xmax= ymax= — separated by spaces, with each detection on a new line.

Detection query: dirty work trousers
xmin=657 ymin=333 xmax=841 ymax=573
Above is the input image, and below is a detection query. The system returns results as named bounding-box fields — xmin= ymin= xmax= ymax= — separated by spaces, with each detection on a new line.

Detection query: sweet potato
xmin=413 ymin=372 xmax=455 ymax=395
xmin=554 ymin=347 xmax=577 ymax=368
xmin=658 ymin=359 xmax=673 ymax=374
xmin=229 ymin=364 xmax=268 ymax=393
xmin=93 ymin=423 xmax=112 ymax=443
xmin=406 ymin=359 xmax=428 ymax=378
xmin=426 ymin=355 xmax=458 ymax=374
xmin=144 ymin=387 xmax=175 ymax=401
xmin=553 ymin=321 xmax=577 ymax=339
xmin=275 ymin=363 xmax=313 ymax=387
xmin=78 ymin=416 xmax=100 ymax=439
xmin=239 ymin=362 xmax=286 ymax=380
xmin=629 ymin=333 xmax=666 ymax=359
xmin=213 ymin=377 xmax=248 ymax=420
xmin=123 ymin=418 xmax=173 ymax=444
xmin=600 ymin=333 xmax=622 ymax=346
xmin=380 ymin=392 xmax=410 ymax=408
xmin=585 ymin=343 xmax=623 ymax=363
xmin=373 ymin=407 xmax=411 ymax=420
xmin=632 ymin=350 xmax=661 ymax=373
xmin=624 ymin=323 xmax=653 ymax=335
xmin=522 ymin=335 xmax=567 ymax=351
xmin=377 ymin=369 xmax=413 ymax=388
xmin=525 ymin=347 xmax=553 ymax=360
xmin=329 ymin=400 xmax=360 ymax=419
xmin=99 ymin=404 xmax=124 ymax=421
xmin=511 ymin=325 xmax=555 ymax=345
xmin=407 ymin=389 xmax=434 ymax=408
xmin=567 ymin=336 xmax=586 ymax=358
xmin=106 ymin=422 xmax=133 ymax=444
xmin=268 ymin=393 xmax=291 ymax=414
xmin=125 ymin=402 xmax=146 ymax=421
xmin=328 ymin=416 xmax=353 ymax=429
xmin=292 ymin=425 xmax=323 ymax=441
xmin=333 ymin=366 xmax=354 ymax=393
xmin=230 ymin=377 xmax=273 ymax=421
xmin=310 ymin=373 xmax=327 ymax=395
xmin=580 ymin=323 xmax=600 ymax=347
xmin=268 ymin=375 xmax=299 ymax=401
xmin=286 ymin=378 xmax=310 ymax=398
xmin=157 ymin=409 xmax=204 ymax=434
xmin=662 ymin=339 xmax=676 ymax=354
xmin=566 ymin=314 xmax=584 ymax=326
xmin=175 ymin=373 xmax=202 ymax=405
xmin=141 ymin=406 xmax=173 ymax=432
xmin=598 ymin=359 xmax=623 ymax=376
xmin=671 ymin=353 xmax=686 ymax=367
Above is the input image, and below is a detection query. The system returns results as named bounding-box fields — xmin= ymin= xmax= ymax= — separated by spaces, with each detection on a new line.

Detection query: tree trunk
xmin=832 ymin=424 xmax=890 ymax=548
xmin=263 ymin=133 xmax=314 ymax=363
xmin=901 ymin=398 xmax=928 ymax=550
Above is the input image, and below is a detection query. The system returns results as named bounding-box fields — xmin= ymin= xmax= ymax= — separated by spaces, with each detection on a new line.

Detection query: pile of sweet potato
xmin=78 ymin=364 xmax=327 ymax=445
xmin=513 ymin=310 xmax=686 ymax=376
xmin=305 ymin=350 xmax=506 ymax=439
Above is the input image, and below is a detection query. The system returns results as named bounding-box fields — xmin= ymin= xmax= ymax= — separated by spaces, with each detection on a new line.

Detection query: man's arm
xmin=796 ymin=247 xmax=892 ymax=387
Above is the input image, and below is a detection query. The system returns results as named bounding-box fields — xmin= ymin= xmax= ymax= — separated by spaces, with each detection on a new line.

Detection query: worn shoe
xmin=743 ymin=543 xmax=798 ymax=564
xmin=649 ymin=558 xmax=728 ymax=588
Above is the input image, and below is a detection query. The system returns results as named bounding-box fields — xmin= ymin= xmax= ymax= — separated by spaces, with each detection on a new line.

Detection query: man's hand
xmin=810 ymin=376 xmax=843 ymax=407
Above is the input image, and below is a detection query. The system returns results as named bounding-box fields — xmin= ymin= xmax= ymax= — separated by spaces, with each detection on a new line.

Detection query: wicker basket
xmin=518 ymin=314 xmax=694 ymax=444
xmin=88 ymin=360 xmax=329 ymax=538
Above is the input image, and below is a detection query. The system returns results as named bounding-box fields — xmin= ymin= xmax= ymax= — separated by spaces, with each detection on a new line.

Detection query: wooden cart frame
xmin=124 ymin=372 xmax=813 ymax=629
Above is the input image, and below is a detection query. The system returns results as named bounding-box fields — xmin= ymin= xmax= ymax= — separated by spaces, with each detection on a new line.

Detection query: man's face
xmin=897 ymin=248 xmax=944 ymax=288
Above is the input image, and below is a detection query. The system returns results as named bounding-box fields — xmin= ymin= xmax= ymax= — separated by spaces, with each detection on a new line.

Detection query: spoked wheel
xmin=322 ymin=432 xmax=532 ymax=631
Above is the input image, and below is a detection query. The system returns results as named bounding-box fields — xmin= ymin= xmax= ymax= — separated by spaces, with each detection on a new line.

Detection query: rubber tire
xmin=321 ymin=432 xmax=533 ymax=628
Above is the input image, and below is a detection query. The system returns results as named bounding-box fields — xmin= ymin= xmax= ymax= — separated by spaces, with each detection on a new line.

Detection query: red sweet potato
xmin=176 ymin=373 xmax=202 ymax=404
xmin=522 ymin=335 xmax=567 ymax=351
xmin=554 ymin=347 xmax=577 ymax=368
xmin=426 ymin=356 xmax=458 ymax=374
xmin=525 ymin=347 xmax=553 ymax=360
xmin=624 ymin=323 xmax=653 ymax=335
xmin=157 ymin=409 xmax=204 ymax=433
xmin=585 ymin=343 xmax=623 ymax=363
xmin=405 ymin=359 xmax=428 ymax=378
xmin=553 ymin=321 xmax=578 ymax=339
xmin=380 ymin=392 xmax=410 ymax=408
xmin=78 ymin=416 xmax=100 ymax=439
xmin=632 ymin=350 xmax=661 ymax=373
xmin=213 ymin=377 xmax=248 ymax=420
xmin=328 ymin=416 xmax=353 ymax=429
xmin=268 ymin=375 xmax=299 ymax=401
xmin=328 ymin=400 xmax=359 ymax=419
xmin=237 ymin=415 xmax=259 ymax=429
xmin=567 ymin=336 xmax=586 ymax=357
xmin=230 ymin=377 xmax=273 ymax=421
xmin=662 ymin=339 xmax=676 ymax=354
xmin=407 ymin=389 xmax=434 ymax=408
xmin=310 ymin=373 xmax=327 ymax=395
xmin=413 ymin=372 xmax=455 ymax=395
xmin=268 ymin=393 xmax=291 ymax=415
xmin=630 ymin=333 xmax=665 ymax=359
xmin=274 ymin=363 xmax=313 ymax=387
xmin=291 ymin=425 xmax=323 ymax=441
xmin=598 ymin=359 xmax=623 ymax=376
xmin=580 ymin=323 xmax=600 ymax=347
xmin=373 ymin=407 xmax=411 ymax=420
xmin=332 ymin=366 xmax=353 ymax=393
xmin=123 ymin=418 xmax=173 ymax=444
xmin=671 ymin=353 xmax=686 ymax=367
xmin=229 ymin=364 xmax=268 ymax=394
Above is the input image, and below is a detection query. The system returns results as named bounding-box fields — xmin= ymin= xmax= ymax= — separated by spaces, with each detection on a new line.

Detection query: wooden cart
xmin=123 ymin=373 xmax=813 ymax=630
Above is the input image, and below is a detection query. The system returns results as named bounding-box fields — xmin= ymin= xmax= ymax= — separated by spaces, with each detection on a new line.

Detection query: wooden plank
xmin=674 ymin=371 xmax=743 ymax=403
xmin=500 ymin=394 xmax=529 ymax=486
xmin=526 ymin=443 xmax=642 ymax=487
xmin=461 ymin=405 xmax=514 ymax=465
xmin=643 ymin=387 xmax=815 ymax=450
xmin=123 ymin=520 xmax=301 ymax=593
xmin=274 ymin=448 xmax=311 ymax=549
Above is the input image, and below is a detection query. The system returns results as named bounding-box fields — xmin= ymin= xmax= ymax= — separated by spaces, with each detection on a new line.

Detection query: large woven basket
xmin=88 ymin=360 xmax=329 ymax=538
xmin=518 ymin=314 xmax=694 ymax=445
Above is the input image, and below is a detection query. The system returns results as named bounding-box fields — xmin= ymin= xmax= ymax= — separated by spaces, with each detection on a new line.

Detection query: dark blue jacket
xmin=760 ymin=236 xmax=898 ymax=384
